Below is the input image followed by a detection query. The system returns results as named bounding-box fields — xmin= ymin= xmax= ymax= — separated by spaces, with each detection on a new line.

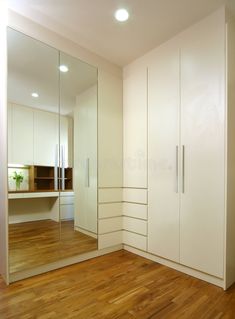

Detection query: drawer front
xmin=99 ymin=231 xmax=122 ymax=249
xmin=123 ymin=231 xmax=147 ymax=251
xmin=123 ymin=202 xmax=147 ymax=220
xmin=60 ymin=196 xmax=74 ymax=205
xmin=61 ymin=191 xmax=74 ymax=197
xmin=99 ymin=188 xmax=122 ymax=203
xmin=99 ymin=203 xmax=122 ymax=219
xmin=98 ymin=217 xmax=122 ymax=234
xmin=123 ymin=188 xmax=147 ymax=204
xmin=60 ymin=204 xmax=74 ymax=220
xmin=123 ymin=217 xmax=147 ymax=235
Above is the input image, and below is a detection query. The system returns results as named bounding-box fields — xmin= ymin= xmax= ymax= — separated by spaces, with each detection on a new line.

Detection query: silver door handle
xmin=175 ymin=146 xmax=179 ymax=193
xmin=61 ymin=145 xmax=65 ymax=191
xmin=85 ymin=158 xmax=90 ymax=187
xmin=182 ymin=145 xmax=185 ymax=193
xmin=54 ymin=144 xmax=58 ymax=190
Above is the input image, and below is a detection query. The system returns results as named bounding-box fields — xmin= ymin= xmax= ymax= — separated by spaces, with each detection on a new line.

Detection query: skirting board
xmin=123 ymin=245 xmax=225 ymax=290
xmin=75 ymin=226 xmax=98 ymax=239
xmin=9 ymin=245 xmax=123 ymax=283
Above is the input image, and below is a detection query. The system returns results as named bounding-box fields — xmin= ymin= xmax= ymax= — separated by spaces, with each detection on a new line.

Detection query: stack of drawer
xmin=122 ymin=188 xmax=147 ymax=251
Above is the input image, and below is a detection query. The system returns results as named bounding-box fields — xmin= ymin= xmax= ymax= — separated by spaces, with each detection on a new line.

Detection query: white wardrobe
xmin=74 ymin=85 xmax=98 ymax=236
xmin=8 ymin=103 xmax=72 ymax=168
xmin=123 ymin=8 xmax=235 ymax=289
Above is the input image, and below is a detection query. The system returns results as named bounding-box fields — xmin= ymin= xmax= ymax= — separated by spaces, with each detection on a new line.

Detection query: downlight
xmin=115 ymin=9 xmax=129 ymax=22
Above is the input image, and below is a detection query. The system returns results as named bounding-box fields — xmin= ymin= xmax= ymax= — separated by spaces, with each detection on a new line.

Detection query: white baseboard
xmin=123 ymin=245 xmax=225 ymax=289
xmin=9 ymin=215 xmax=51 ymax=224
xmin=75 ymin=226 xmax=98 ymax=239
xmin=9 ymin=245 xmax=123 ymax=283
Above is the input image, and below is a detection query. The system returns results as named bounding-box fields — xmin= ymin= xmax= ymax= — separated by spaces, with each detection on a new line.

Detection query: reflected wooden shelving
xmin=28 ymin=165 xmax=73 ymax=191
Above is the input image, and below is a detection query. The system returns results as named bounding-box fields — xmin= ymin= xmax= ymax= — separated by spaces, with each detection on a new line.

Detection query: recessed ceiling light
xmin=59 ymin=65 xmax=69 ymax=72
xmin=115 ymin=9 xmax=129 ymax=22
xmin=31 ymin=92 xmax=39 ymax=98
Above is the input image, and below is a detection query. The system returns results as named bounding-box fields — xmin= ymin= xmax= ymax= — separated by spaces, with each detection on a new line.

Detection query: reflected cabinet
xmin=7 ymin=28 xmax=98 ymax=276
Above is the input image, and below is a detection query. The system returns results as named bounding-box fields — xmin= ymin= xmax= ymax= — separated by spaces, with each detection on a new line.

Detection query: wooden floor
xmin=9 ymin=220 xmax=97 ymax=274
xmin=1 ymin=250 xmax=235 ymax=319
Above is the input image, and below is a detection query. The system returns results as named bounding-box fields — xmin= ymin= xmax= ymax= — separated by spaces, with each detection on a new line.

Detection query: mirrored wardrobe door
xmin=59 ymin=51 xmax=98 ymax=255
xmin=7 ymin=28 xmax=61 ymax=275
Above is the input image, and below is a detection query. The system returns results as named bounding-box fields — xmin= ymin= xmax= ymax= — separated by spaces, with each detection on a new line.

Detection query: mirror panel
xmin=7 ymin=28 xmax=98 ymax=277
xmin=7 ymin=28 xmax=60 ymax=274
xmin=59 ymin=52 xmax=98 ymax=255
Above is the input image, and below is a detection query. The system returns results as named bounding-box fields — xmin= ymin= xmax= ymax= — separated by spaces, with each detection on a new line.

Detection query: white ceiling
xmin=8 ymin=28 xmax=97 ymax=115
xmin=7 ymin=0 xmax=235 ymax=67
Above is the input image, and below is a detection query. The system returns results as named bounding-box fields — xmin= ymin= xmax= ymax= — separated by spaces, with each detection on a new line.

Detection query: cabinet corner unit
xmin=123 ymin=7 xmax=235 ymax=290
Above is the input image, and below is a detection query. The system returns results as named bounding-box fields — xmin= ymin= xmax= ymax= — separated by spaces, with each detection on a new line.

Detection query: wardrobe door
xmin=180 ymin=12 xmax=225 ymax=277
xmin=34 ymin=109 xmax=59 ymax=167
xmin=148 ymin=42 xmax=180 ymax=262
xmin=11 ymin=104 xmax=34 ymax=165
xmin=73 ymin=83 xmax=98 ymax=236
xmin=123 ymin=66 xmax=148 ymax=188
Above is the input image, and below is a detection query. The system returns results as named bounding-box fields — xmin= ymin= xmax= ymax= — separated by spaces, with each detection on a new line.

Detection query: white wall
xmin=0 ymin=0 xmax=9 ymax=283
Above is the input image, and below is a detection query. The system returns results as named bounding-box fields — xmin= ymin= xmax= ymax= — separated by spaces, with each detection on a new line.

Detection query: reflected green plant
xmin=12 ymin=171 xmax=24 ymax=191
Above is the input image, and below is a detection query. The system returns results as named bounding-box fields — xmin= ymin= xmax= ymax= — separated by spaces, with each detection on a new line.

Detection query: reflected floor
xmin=9 ymin=220 xmax=97 ymax=274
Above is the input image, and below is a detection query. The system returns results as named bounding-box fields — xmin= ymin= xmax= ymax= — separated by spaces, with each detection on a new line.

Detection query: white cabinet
xmin=34 ymin=109 xmax=59 ymax=167
xmin=148 ymin=10 xmax=225 ymax=278
xmin=60 ymin=192 xmax=74 ymax=220
xmin=148 ymin=42 xmax=180 ymax=263
xmin=9 ymin=103 xmax=34 ymax=165
xmin=123 ymin=66 xmax=148 ymax=188
xmin=8 ymin=104 xmax=72 ymax=168
xmin=74 ymin=86 xmax=97 ymax=234
xmin=179 ymin=11 xmax=225 ymax=278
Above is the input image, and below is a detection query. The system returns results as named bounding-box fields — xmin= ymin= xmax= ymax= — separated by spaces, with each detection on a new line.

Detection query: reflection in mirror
xmin=8 ymin=28 xmax=60 ymax=274
xmin=7 ymin=28 xmax=98 ymax=276
xmin=59 ymin=52 xmax=98 ymax=255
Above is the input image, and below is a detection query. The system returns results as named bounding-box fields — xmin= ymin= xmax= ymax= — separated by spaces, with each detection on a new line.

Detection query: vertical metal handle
xmin=85 ymin=158 xmax=90 ymax=187
xmin=54 ymin=144 xmax=58 ymax=190
xmin=61 ymin=145 xmax=65 ymax=191
xmin=182 ymin=145 xmax=185 ymax=193
xmin=175 ymin=146 xmax=179 ymax=193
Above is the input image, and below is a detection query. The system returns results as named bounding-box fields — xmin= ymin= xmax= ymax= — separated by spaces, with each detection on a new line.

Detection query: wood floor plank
xmin=1 ymin=250 xmax=235 ymax=318
xmin=9 ymin=220 xmax=97 ymax=273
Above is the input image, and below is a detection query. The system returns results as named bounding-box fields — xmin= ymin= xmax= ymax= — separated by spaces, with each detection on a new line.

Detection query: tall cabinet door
xmin=148 ymin=42 xmax=180 ymax=262
xmin=123 ymin=66 xmax=148 ymax=188
xmin=11 ymin=104 xmax=34 ymax=165
xmin=180 ymin=11 xmax=225 ymax=277
xmin=34 ymin=109 xmax=59 ymax=167
xmin=74 ymin=85 xmax=98 ymax=235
